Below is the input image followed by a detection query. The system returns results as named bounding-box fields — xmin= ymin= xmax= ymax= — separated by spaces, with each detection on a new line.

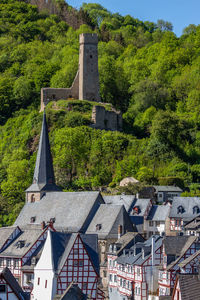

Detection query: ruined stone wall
xmin=40 ymin=71 xmax=79 ymax=111
xmin=91 ymin=106 xmax=122 ymax=131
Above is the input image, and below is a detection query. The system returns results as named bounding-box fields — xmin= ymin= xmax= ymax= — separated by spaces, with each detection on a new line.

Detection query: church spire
xmin=26 ymin=111 xmax=60 ymax=203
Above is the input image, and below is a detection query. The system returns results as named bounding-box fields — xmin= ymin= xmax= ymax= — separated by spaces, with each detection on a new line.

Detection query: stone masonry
xmin=40 ymin=33 xmax=100 ymax=111
xmin=91 ymin=106 xmax=122 ymax=131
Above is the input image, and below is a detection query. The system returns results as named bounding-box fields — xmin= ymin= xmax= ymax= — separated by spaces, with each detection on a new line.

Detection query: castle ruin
xmin=40 ymin=33 xmax=122 ymax=131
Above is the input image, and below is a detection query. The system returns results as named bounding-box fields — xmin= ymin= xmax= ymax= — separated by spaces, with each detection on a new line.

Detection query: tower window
xmin=31 ymin=194 xmax=35 ymax=203
xmin=90 ymin=55 xmax=93 ymax=59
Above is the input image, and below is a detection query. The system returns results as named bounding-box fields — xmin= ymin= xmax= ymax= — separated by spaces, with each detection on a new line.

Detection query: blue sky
xmin=67 ymin=0 xmax=200 ymax=37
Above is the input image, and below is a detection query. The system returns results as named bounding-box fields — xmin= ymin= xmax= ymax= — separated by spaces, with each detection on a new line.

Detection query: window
xmin=109 ymin=274 xmax=112 ymax=282
xmin=25 ymin=274 xmax=32 ymax=284
xmin=137 ymin=268 xmax=140 ymax=276
xmin=30 ymin=217 xmax=36 ymax=223
xmin=74 ymin=249 xmax=78 ymax=255
xmin=193 ymin=206 xmax=200 ymax=214
xmin=45 ymin=280 xmax=47 ymax=288
xmin=114 ymin=275 xmax=117 ymax=282
xmin=149 ymin=221 xmax=154 ymax=227
xmin=0 ymin=285 xmax=6 ymax=293
xmin=79 ymin=260 xmax=83 ymax=267
xmin=73 ymin=260 xmax=78 ymax=267
xmin=37 ymin=278 xmax=40 ymax=285
xmin=83 ymin=283 xmax=87 ymax=290
xmin=103 ymin=270 xmax=107 ymax=278
xmin=96 ymin=224 xmax=102 ymax=231
xmin=31 ymin=194 xmax=35 ymax=203
xmin=0 ymin=258 xmax=4 ymax=267
xmin=14 ymin=260 xmax=19 ymax=269
xmin=123 ymin=280 xmax=126 ymax=288
xmin=120 ymin=278 xmax=122 ymax=286
xmin=6 ymin=259 xmax=11 ymax=268
xmin=156 ymin=221 xmax=160 ymax=226
xmin=177 ymin=205 xmax=184 ymax=214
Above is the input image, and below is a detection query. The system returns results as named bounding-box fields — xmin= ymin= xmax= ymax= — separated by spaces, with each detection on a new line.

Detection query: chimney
xmin=152 ymin=235 xmax=155 ymax=266
xmin=118 ymin=225 xmax=123 ymax=239
xmin=41 ymin=221 xmax=46 ymax=230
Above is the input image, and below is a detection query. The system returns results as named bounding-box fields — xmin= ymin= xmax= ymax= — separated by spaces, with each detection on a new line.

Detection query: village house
xmin=0 ymin=224 xmax=53 ymax=293
xmin=53 ymin=282 xmax=88 ymax=300
xmin=108 ymin=235 xmax=163 ymax=300
xmin=171 ymin=273 xmax=200 ymax=300
xmin=143 ymin=203 xmax=171 ymax=238
xmin=168 ymin=197 xmax=200 ymax=235
xmin=32 ymin=230 xmax=104 ymax=300
xmin=158 ymin=235 xmax=200 ymax=297
xmin=0 ymin=267 xmax=29 ymax=300
xmin=184 ymin=215 xmax=200 ymax=236
xmin=153 ymin=186 xmax=182 ymax=204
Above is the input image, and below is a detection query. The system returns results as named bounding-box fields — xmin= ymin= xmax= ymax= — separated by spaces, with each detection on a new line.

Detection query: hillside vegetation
xmin=1 ymin=0 xmax=200 ymax=224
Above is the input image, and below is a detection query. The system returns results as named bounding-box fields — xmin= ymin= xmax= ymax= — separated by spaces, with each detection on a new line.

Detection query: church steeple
xmin=26 ymin=111 xmax=60 ymax=203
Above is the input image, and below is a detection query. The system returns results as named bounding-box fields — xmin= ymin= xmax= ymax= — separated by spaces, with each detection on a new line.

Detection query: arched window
xmin=193 ymin=206 xmax=199 ymax=214
xmin=177 ymin=205 xmax=184 ymax=214
xmin=31 ymin=194 xmax=35 ymax=203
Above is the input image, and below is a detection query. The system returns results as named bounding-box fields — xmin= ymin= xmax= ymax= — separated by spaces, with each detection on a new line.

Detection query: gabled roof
xmin=0 ymin=224 xmax=46 ymax=258
xmin=0 ymin=226 xmax=21 ymax=251
xmin=103 ymin=195 xmax=135 ymax=212
xmin=86 ymin=204 xmax=134 ymax=239
xmin=115 ymin=232 xmax=145 ymax=256
xmin=26 ymin=112 xmax=60 ymax=193
xmin=49 ymin=231 xmax=99 ymax=275
xmin=153 ymin=186 xmax=182 ymax=192
xmin=0 ymin=267 xmax=29 ymax=299
xmin=184 ymin=215 xmax=200 ymax=230
xmin=164 ymin=236 xmax=197 ymax=270
xmin=169 ymin=197 xmax=200 ymax=221
xmin=147 ymin=204 xmax=171 ymax=221
xmin=178 ymin=249 xmax=200 ymax=268
xmin=14 ymin=191 xmax=104 ymax=232
xmin=53 ymin=282 xmax=87 ymax=300
xmin=174 ymin=274 xmax=200 ymax=300
xmin=117 ymin=235 xmax=162 ymax=266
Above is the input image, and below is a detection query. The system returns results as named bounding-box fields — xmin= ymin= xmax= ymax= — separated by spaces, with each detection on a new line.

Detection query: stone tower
xmin=40 ymin=33 xmax=100 ymax=111
xmin=79 ymin=33 xmax=100 ymax=101
xmin=26 ymin=112 xmax=60 ymax=203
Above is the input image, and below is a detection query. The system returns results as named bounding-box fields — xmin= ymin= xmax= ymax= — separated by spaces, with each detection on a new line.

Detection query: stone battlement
xmin=79 ymin=33 xmax=98 ymax=44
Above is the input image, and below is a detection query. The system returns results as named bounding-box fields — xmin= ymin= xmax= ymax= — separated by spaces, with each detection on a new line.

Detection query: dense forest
xmin=1 ymin=0 xmax=200 ymax=225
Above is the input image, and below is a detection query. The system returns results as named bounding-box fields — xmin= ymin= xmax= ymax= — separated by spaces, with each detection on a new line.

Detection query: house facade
xmin=108 ymin=236 xmax=163 ymax=300
xmin=33 ymin=231 xmax=103 ymax=300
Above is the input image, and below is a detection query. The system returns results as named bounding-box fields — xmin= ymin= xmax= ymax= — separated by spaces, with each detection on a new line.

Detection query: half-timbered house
xmin=172 ymin=273 xmax=200 ymax=300
xmin=158 ymin=235 xmax=200 ymax=297
xmin=0 ymin=224 xmax=53 ymax=293
xmin=108 ymin=235 xmax=163 ymax=300
xmin=184 ymin=215 xmax=200 ymax=236
xmin=169 ymin=197 xmax=200 ymax=235
xmin=0 ymin=267 xmax=29 ymax=300
xmin=33 ymin=230 xmax=104 ymax=300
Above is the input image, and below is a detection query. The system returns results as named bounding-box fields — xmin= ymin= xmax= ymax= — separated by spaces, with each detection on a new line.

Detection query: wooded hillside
xmin=1 ymin=0 xmax=200 ymax=224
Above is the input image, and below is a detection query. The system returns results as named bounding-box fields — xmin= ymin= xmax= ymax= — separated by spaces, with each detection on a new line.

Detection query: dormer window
xmin=96 ymin=224 xmax=102 ymax=231
xmin=16 ymin=240 xmax=25 ymax=248
xmin=177 ymin=205 xmax=184 ymax=214
xmin=31 ymin=194 xmax=35 ymax=203
xmin=133 ymin=206 xmax=140 ymax=215
xmin=193 ymin=206 xmax=199 ymax=214
xmin=30 ymin=216 xmax=36 ymax=223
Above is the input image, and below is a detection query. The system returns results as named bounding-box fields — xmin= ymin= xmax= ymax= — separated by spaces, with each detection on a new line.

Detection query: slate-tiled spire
xmin=26 ymin=111 xmax=60 ymax=193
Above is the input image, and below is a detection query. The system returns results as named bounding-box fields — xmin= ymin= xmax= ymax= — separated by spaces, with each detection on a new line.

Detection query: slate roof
xmin=53 ymin=282 xmax=87 ymax=300
xmin=14 ymin=191 xmax=104 ymax=232
xmin=0 ymin=267 xmax=30 ymax=299
xmin=130 ymin=198 xmax=151 ymax=216
xmin=103 ymin=195 xmax=135 ymax=212
xmin=86 ymin=204 xmax=134 ymax=239
xmin=153 ymin=186 xmax=182 ymax=193
xmin=115 ymin=232 xmax=145 ymax=255
xmin=49 ymin=231 xmax=99 ymax=275
xmin=184 ymin=215 xmax=200 ymax=230
xmin=169 ymin=197 xmax=200 ymax=221
xmin=147 ymin=204 xmax=171 ymax=221
xmin=117 ymin=235 xmax=162 ymax=266
xmin=176 ymin=274 xmax=200 ymax=300
xmin=0 ymin=225 xmax=45 ymax=258
xmin=26 ymin=112 xmax=60 ymax=193
xmin=163 ymin=236 xmax=197 ymax=270
xmin=0 ymin=226 xmax=20 ymax=250
xmin=178 ymin=249 xmax=200 ymax=268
